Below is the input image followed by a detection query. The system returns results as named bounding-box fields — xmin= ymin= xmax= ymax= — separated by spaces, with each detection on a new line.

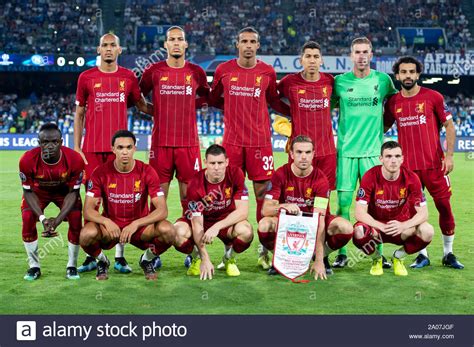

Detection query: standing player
xmin=209 ymin=27 xmax=290 ymax=268
xmin=353 ymin=141 xmax=434 ymax=276
xmin=173 ymin=145 xmax=254 ymax=280
xmin=19 ymin=123 xmax=84 ymax=280
xmin=74 ymin=33 xmax=152 ymax=273
xmin=139 ymin=26 xmax=210 ymax=268
xmin=332 ymin=37 xmax=397 ymax=268
xmin=384 ymin=56 xmax=463 ymax=269
xmin=277 ymin=41 xmax=336 ymax=188
xmin=79 ymin=130 xmax=176 ymax=280
xmin=258 ymin=136 xmax=353 ymax=277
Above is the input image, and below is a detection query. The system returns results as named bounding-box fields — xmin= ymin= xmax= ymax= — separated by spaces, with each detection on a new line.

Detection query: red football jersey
xmin=186 ymin=166 xmax=249 ymax=224
xmin=139 ymin=61 xmax=210 ymax=147
xmin=278 ymin=72 xmax=336 ymax=157
xmin=356 ymin=165 xmax=426 ymax=222
xmin=75 ymin=66 xmax=142 ymax=152
xmin=384 ymin=87 xmax=452 ymax=170
xmin=19 ymin=146 xmax=85 ymax=196
xmin=210 ymin=59 xmax=290 ymax=147
xmin=265 ymin=163 xmax=330 ymax=214
xmin=86 ymin=160 xmax=164 ymax=228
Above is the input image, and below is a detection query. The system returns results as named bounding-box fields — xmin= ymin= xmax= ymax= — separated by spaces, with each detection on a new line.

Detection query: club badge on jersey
xmin=273 ymin=209 xmax=319 ymax=281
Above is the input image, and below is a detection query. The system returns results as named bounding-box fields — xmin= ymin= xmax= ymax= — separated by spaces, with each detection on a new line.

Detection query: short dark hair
xmin=166 ymin=26 xmax=186 ymax=40
xmin=237 ymin=26 xmax=259 ymax=42
xmin=300 ymin=41 xmax=321 ymax=55
xmin=290 ymin=135 xmax=314 ymax=151
xmin=205 ymin=144 xmax=227 ymax=158
xmin=381 ymin=140 xmax=402 ymax=155
xmin=351 ymin=36 xmax=372 ymax=51
xmin=112 ymin=130 xmax=136 ymax=146
xmin=39 ymin=122 xmax=62 ymax=137
xmin=392 ymin=56 xmax=423 ymax=74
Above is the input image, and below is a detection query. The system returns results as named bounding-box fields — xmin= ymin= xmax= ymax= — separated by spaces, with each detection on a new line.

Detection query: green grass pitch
xmin=0 ymin=150 xmax=472 ymax=314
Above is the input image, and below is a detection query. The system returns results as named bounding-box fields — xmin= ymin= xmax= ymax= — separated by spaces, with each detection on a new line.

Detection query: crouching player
xmin=258 ymin=135 xmax=353 ymax=278
xmin=353 ymin=141 xmax=434 ymax=276
xmin=80 ymin=130 xmax=175 ymax=280
xmin=173 ymin=144 xmax=253 ymax=280
xmin=19 ymin=123 xmax=85 ymax=280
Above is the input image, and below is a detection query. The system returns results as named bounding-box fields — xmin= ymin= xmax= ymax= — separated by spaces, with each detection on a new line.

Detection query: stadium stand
xmin=1 ymin=0 xmax=471 ymax=54
xmin=2 ymin=92 xmax=472 ymax=137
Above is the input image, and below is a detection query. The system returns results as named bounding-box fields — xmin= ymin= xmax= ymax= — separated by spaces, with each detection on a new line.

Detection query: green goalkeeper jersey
xmin=334 ymin=69 xmax=397 ymax=157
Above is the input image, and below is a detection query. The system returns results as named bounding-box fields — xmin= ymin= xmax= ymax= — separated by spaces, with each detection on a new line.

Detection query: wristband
xmin=39 ymin=215 xmax=46 ymax=223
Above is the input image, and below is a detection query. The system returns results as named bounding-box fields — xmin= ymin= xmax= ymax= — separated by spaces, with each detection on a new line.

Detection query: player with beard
xmin=209 ymin=27 xmax=290 ymax=269
xmin=384 ymin=56 xmax=463 ymax=269
xmin=332 ymin=37 xmax=397 ymax=270
xmin=140 ymin=26 xmax=210 ymax=270
xmin=75 ymin=33 xmax=152 ymax=274
xmin=353 ymin=141 xmax=434 ymax=276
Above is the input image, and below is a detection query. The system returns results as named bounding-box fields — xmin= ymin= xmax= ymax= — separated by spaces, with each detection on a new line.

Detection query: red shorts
xmin=176 ymin=217 xmax=233 ymax=245
xmin=413 ymin=168 xmax=452 ymax=200
xmin=288 ymin=153 xmax=336 ymax=190
xmin=224 ymin=143 xmax=273 ymax=181
xmin=21 ymin=192 xmax=82 ymax=215
xmin=84 ymin=152 xmax=115 ymax=183
xmin=99 ymin=225 xmax=148 ymax=250
xmin=353 ymin=222 xmax=403 ymax=245
xmin=325 ymin=213 xmax=336 ymax=232
xmin=149 ymin=146 xmax=201 ymax=184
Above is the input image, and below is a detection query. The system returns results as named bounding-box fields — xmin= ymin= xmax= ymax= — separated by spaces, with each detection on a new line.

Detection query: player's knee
xmin=156 ymin=220 xmax=175 ymax=244
xmin=79 ymin=223 xmax=99 ymax=246
xmin=331 ymin=218 xmax=353 ymax=236
xmin=234 ymin=221 xmax=253 ymax=242
xmin=21 ymin=209 xmax=38 ymax=242
xmin=417 ymin=223 xmax=434 ymax=242
xmin=352 ymin=225 xmax=365 ymax=239
xmin=258 ymin=218 xmax=275 ymax=233
xmin=174 ymin=222 xmax=192 ymax=243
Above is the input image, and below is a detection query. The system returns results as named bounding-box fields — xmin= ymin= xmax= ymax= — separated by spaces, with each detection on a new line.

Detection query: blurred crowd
xmin=0 ymin=0 xmax=100 ymax=54
xmin=1 ymin=0 xmax=471 ymax=55
xmin=2 ymin=91 xmax=473 ymax=137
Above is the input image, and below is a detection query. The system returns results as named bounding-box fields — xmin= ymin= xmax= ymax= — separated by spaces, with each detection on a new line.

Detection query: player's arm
xmin=262 ymin=199 xmax=301 ymax=216
xmin=73 ymin=105 xmax=88 ymax=164
xmin=354 ymin=202 xmax=386 ymax=231
xmin=135 ymin=95 xmax=154 ymax=116
xmin=442 ymin=119 xmax=456 ymax=174
xmin=46 ymin=188 xmax=81 ymax=233
xmin=208 ymin=67 xmax=224 ymax=109
xmin=83 ymin=194 xmax=120 ymax=240
xmin=195 ymin=67 xmax=211 ymax=109
xmin=266 ymin=71 xmax=290 ymax=116
xmin=383 ymin=97 xmax=396 ymax=133
xmin=191 ymin=215 xmax=214 ymax=280
xmin=385 ymin=204 xmax=428 ymax=236
xmin=120 ymin=195 xmax=168 ymax=243
xmin=201 ymin=199 xmax=248 ymax=244
xmin=310 ymin=205 xmax=327 ymax=281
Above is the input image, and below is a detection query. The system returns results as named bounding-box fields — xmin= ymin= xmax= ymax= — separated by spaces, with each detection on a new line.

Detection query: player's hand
xmin=120 ymin=222 xmax=139 ymax=244
xmin=442 ymin=155 xmax=454 ymax=175
xmin=41 ymin=218 xmax=59 ymax=237
xmin=74 ymin=147 xmax=88 ymax=165
xmin=384 ymin=220 xmax=405 ymax=236
xmin=202 ymin=226 xmax=220 ymax=244
xmin=310 ymin=260 xmax=327 ymax=281
xmin=200 ymin=258 xmax=214 ymax=280
xmin=103 ymin=218 xmax=121 ymax=240
xmin=281 ymin=203 xmax=301 ymax=215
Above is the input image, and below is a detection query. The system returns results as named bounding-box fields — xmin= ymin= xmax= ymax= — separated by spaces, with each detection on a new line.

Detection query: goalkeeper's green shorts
xmin=336 ymin=155 xmax=379 ymax=191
